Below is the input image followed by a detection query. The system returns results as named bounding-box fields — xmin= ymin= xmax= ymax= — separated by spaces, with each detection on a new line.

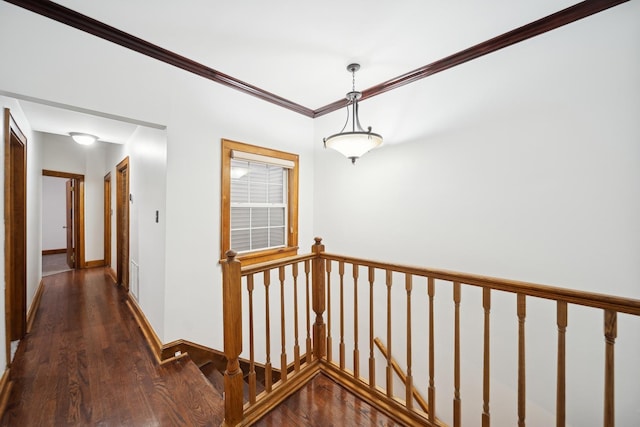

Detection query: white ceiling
xmin=16 ymin=0 xmax=580 ymax=139
xmin=18 ymin=99 xmax=144 ymax=144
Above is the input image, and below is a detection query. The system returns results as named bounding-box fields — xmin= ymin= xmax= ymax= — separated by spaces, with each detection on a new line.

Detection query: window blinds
xmin=231 ymin=150 xmax=295 ymax=169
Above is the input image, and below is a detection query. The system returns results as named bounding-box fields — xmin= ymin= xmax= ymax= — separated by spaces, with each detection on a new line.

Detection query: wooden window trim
xmin=221 ymin=139 xmax=299 ymax=266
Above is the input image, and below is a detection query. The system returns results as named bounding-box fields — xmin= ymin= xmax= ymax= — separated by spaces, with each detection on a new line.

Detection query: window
xmin=221 ymin=139 xmax=299 ymax=265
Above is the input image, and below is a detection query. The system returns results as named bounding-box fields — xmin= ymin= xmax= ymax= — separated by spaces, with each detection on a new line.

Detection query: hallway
xmin=0 ymin=268 xmax=224 ymax=426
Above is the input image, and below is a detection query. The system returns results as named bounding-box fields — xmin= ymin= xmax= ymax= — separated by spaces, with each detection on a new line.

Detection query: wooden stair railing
xmin=373 ymin=337 xmax=429 ymax=414
xmin=222 ymin=238 xmax=640 ymax=427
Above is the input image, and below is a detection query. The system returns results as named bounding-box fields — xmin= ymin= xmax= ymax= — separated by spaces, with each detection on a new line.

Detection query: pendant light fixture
xmin=69 ymin=132 xmax=98 ymax=145
xmin=323 ymin=63 xmax=383 ymax=164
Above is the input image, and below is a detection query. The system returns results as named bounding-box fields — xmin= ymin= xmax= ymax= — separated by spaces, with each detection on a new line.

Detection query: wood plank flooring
xmin=1 ymin=267 xmax=403 ymax=426
xmin=0 ymin=268 xmax=224 ymax=426
xmin=254 ymin=374 xmax=402 ymax=427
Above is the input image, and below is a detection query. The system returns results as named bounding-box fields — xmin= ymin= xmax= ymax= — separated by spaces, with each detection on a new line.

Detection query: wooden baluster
xmin=293 ymin=263 xmax=300 ymax=372
xmin=482 ymin=287 xmax=491 ymax=427
xmin=428 ymin=277 xmax=436 ymax=423
xmin=369 ymin=266 xmax=376 ymax=389
xmin=305 ymin=259 xmax=312 ymax=363
xmin=453 ymin=281 xmax=461 ymax=427
xmin=247 ymin=274 xmax=257 ymax=404
xmin=312 ymin=237 xmax=326 ymax=359
xmin=604 ymin=310 xmax=617 ymax=427
xmin=517 ymin=294 xmax=526 ymax=427
xmin=353 ymin=264 xmax=360 ymax=378
xmin=556 ymin=301 xmax=567 ymax=427
xmin=279 ymin=266 xmax=287 ymax=382
xmin=326 ymin=260 xmax=333 ymax=363
xmin=339 ymin=260 xmax=346 ymax=370
xmin=386 ymin=270 xmax=393 ymax=398
xmin=222 ymin=250 xmax=243 ymax=426
xmin=405 ymin=274 xmax=413 ymax=411
xmin=264 ymin=270 xmax=273 ymax=392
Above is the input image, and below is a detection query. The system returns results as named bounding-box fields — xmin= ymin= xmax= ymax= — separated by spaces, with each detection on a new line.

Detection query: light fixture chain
xmin=352 ymin=68 xmax=356 ymax=93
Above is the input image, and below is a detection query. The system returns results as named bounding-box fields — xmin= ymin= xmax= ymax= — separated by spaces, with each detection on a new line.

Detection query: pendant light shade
xmin=69 ymin=132 xmax=98 ymax=145
xmin=323 ymin=64 xmax=382 ymax=164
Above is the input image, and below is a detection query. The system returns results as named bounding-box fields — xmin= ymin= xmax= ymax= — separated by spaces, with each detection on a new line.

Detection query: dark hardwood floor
xmin=1 ymin=267 xmax=403 ymax=426
xmin=254 ymin=374 xmax=402 ymax=427
xmin=1 ymin=268 xmax=224 ymax=426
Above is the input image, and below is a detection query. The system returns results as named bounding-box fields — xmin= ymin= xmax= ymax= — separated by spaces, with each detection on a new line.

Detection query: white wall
xmin=2 ymin=2 xmax=638 ymax=425
xmin=40 ymin=133 xmax=107 ymax=262
xmin=104 ymin=125 xmax=168 ymax=340
xmin=41 ymin=176 xmax=67 ymax=250
xmin=161 ymin=72 xmax=315 ymax=348
xmin=314 ymin=3 xmax=640 ymax=426
xmin=0 ymin=2 xmax=315 ymax=350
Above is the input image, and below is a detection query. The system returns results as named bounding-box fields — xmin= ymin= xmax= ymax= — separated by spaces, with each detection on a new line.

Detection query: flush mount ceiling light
xmin=323 ymin=63 xmax=383 ymax=164
xmin=69 ymin=132 xmax=98 ymax=145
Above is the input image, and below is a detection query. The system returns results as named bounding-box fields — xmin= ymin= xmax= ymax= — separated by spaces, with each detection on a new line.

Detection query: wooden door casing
xmin=4 ymin=108 xmax=28 ymax=361
xmin=104 ymin=173 xmax=111 ymax=268
xmin=65 ymin=179 xmax=74 ymax=268
xmin=116 ymin=157 xmax=130 ymax=291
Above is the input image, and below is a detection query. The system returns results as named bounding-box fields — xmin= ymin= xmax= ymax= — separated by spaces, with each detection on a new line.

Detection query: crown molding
xmin=4 ymin=0 xmax=314 ymax=117
xmin=4 ymin=0 xmax=629 ymax=119
xmin=313 ymin=0 xmax=629 ymax=117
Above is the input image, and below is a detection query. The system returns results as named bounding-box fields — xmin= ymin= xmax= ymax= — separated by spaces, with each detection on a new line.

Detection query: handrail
xmin=374 ymin=337 xmax=429 ymax=414
xmin=240 ymin=253 xmax=316 ymax=275
xmin=223 ymin=239 xmax=640 ymax=426
xmin=321 ymin=253 xmax=640 ymax=316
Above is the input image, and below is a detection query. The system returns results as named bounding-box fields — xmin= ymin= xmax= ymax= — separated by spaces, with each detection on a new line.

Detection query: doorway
xmin=42 ymin=170 xmax=85 ymax=274
xmin=4 ymin=108 xmax=27 ymax=364
xmin=116 ymin=157 xmax=129 ymax=291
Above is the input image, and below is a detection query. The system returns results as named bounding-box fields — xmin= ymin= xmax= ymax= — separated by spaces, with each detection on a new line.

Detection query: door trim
xmin=104 ymin=172 xmax=111 ymax=268
xmin=42 ymin=169 xmax=85 ymax=269
xmin=4 ymin=108 xmax=27 ymax=366
xmin=116 ymin=157 xmax=130 ymax=291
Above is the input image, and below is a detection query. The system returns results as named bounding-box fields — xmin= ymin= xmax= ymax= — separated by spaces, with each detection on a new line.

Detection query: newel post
xmin=222 ymin=250 xmax=243 ymax=427
xmin=312 ymin=237 xmax=326 ymax=359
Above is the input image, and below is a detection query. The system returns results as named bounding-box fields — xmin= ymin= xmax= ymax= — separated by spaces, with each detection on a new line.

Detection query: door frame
xmin=104 ymin=172 xmax=111 ymax=268
xmin=65 ymin=179 xmax=74 ymax=268
xmin=4 ymin=108 xmax=27 ymax=365
xmin=42 ymin=170 xmax=85 ymax=269
xmin=116 ymin=157 xmax=130 ymax=291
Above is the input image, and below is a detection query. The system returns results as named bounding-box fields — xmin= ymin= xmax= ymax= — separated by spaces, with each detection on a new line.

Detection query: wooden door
xmin=4 ymin=108 xmax=27 ymax=352
xmin=116 ymin=157 xmax=130 ymax=290
xmin=65 ymin=179 xmax=75 ymax=268
xmin=43 ymin=170 xmax=85 ymax=270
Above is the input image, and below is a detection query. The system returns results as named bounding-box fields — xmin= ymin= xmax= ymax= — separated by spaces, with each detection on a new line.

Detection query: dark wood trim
xmin=320 ymin=362 xmax=438 ymax=426
xmin=76 ymin=180 xmax=86 ymax=269
xmin=220 ymin=139 xmax=299 ymax=266
xmin=106 ymin=267 xmax=117 ymax=284
xmin=125 ymin=293 xmax=162 ymax=363
xmin=3 ymin=0 xmax=314 ymax=118
xmin=314 ymin=0 xmax=630 ymax=117
xmin=26 ymin=279 xmax=45 ymax=334
xmin=42 ymin=169 xmax=83 ymax=180
xmin=42 ymin=248 xmax=65 ymax=255
xmin=103 ymin=172 xmax=111 ymax=268
xmin=115 ymin=157 xmax=130 ymax=290
xmin=242 ymin=363 xmax=322 ymax=425
xmin=4 ymin=108 xmax=28 ymax=366
xmin=84 ymin=260 xmax=105 ymax=268
xmin=0 ymin=367 xmax=12 ymax=420
xmin=5 ymin=0 xmax=627 ymax=119
xmin=42 ymin=170 xmax=86 ymax=270
xmin=161 ymin=340 xmax=225 ymax=366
